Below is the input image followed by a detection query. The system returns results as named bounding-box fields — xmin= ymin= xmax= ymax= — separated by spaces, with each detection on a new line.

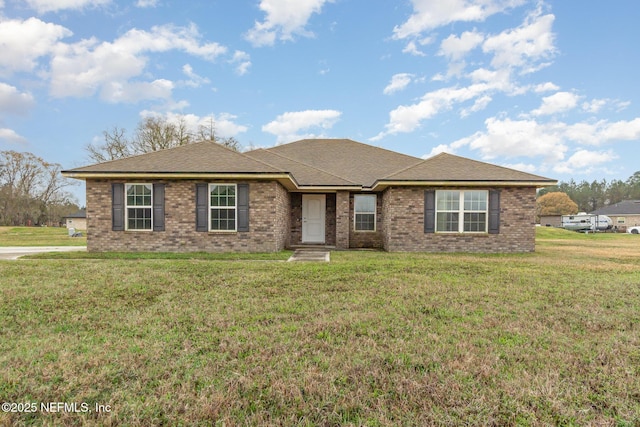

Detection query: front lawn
xmin=1 ymin=228 xmax=639 ymax=425
xmin=0 ymin=226 xmax=86 ymax=247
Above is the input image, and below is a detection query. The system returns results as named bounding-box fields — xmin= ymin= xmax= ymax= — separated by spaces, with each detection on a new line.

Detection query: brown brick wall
xmin=86 ymin=179 xmax=290 ymax=252
xmin=349 ymin=193 xmax=384 ymax=249
xmin=382 ymin=186 xmax=537 ymax=253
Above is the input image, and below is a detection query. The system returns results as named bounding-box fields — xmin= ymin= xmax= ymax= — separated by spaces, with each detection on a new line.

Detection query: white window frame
xmin=354 ymin=194 xmax=377 ymax=232
xmin=208 ymin=183 xmax=237 ymax=232
xmin=125 ymin=183 xmax=153 ymax=231
xmin=435 ymin=190 xmax=488 ymax=233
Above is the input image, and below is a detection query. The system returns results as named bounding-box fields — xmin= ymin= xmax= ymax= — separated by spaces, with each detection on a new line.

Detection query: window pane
xmin=210 ymin=185 xmax=236 ymax=207
xmin=355 ymin=213 xmax=375 ymax=231
xmin=126 ymin=184 xmax=152 ymax=207
xmin=211 ymin=208 xmax=236 ymax=231
xmin=464 ymin=191 xmax=487 ymax=211
xmin=127 ymin=207 xmax=152 ymax=230
xmin=464 ymin=212 xmax=486 ymax=232
xmin=437 ymin=212 xmax=458 ymax=232
xmin=354 ymin=195 xmax=375 ymax=213
xmin=437 ymin=191 xmax=459 ymax=210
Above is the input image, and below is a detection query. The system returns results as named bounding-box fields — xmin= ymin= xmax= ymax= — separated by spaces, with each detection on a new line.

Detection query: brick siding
xmin=382 ymin=186 xmax=537 ymax=253
xmin=86 ymin=179 xmax=289 ymax=252
xmin=349 ymin=193 xmax=384 ymax=249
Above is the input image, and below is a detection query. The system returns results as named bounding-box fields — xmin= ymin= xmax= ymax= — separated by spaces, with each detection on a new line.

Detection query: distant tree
xmin=0 ymin=151 xmax=76 ymax=226
xmin=86 ymin=116 xmax=241 ymax=163
xmin=536 ymin=192 xmax=579 ymax=217
xmin=85 ymin=126 xmax=132 ymax=163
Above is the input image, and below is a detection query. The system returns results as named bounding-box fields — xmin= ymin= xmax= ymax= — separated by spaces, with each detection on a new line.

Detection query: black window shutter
xmin=195 ymin=183 xmax=208 ymax=232
xmin=153 ymin=184 xmax=165 ymax=231
xmin=424 ymin=189 xmax=435 ymax=233
xmin=112 ymin=183 xmax=124 ymax=231
xmin=237 ymin=183 xmax=250 ymax=232
xmin=488 ymin=189 xmax=501 ymax=234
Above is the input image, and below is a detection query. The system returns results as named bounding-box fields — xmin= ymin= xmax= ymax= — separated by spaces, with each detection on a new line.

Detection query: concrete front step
xmin=287 ymin=249 xmax=330 ymax=262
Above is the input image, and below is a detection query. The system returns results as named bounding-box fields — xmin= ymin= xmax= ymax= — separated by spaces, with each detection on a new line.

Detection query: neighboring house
xmin=63 ymin=209 xmax=87 ymax=230
xmin=62 ymin=138 xmax=556 ymax=253
xmin=591 ymin=200 xmax=640 ymax=232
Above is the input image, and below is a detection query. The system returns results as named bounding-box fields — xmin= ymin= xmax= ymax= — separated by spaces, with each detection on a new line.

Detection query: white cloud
xmin=101 ymin=79 xmax=174 ymax=103
xmin=553 ymin=149 xmax=618 ymax=174
xmin=393 ymin=0 xmax=524 ymax=39
xmin=181 ymin=64 xmax=210 ymax=88
xmin=482 ymin=10 xmax=556 ymax=73
xmin=531 ymin=91 xmax=580 ymax=116
xmin=563 ymin=118 xmax=640 ymax=146
xmin=460 ymin=95 xmax=492 ymax=117
xmin=0 ymin=83 xmax=36 ymax=115
xmin=49 ymin=23 xmax=226 ymax=102
xmin=0 ymin=17 xmax=71 ymax=76
xmin=136 ymin=0 xmax=158 ymax=7
xmin=24 ymin=0 xmax=110 ymax=14
xmin=439 ymin=30 xmax=484 ymax=61
xmin=230 ymin=50 xmax=251 ymax=75
xmin=423 ymin=143 xmax=456 ymax=158
xmin=372 ymin=83 xmax=493 ymax=140
xmin=0 ymin=128 xmax=27 ymax=144
xmin=245 ymin=0 xmax=333 ymax=47
xmin=534 ymin=82 xmax=559 ymax=93
xmin=262 ymin=109 xmax=341 ymax=143
xmin=453 ymin=117 xmax=568 ymax=162
xmin=383 ymin=73 xmax=414 ymax=95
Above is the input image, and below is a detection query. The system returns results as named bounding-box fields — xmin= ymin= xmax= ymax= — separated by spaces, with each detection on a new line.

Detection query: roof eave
xmin=371 ymin=179 xmax=558 ymax=191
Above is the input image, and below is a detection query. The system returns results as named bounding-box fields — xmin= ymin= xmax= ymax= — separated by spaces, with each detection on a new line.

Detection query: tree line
xmin=0 ymin=151 xmax=78 ymax=226
xmin=538 ymin=171 xmax=640 ymax=213
xmin=86 ymin=116 xmax=241 ymax=163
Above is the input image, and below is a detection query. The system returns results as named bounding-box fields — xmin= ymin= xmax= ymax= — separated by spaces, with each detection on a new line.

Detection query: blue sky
xmin=1 ymin=0 xmax=639 ymax=204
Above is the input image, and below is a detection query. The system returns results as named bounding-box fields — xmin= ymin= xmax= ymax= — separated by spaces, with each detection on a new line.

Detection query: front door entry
xmin=302 ymin=194 xmax=326 ymax=243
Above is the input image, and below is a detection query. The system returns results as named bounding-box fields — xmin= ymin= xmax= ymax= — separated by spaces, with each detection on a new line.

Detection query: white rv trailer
xmin=561 ymin=213 xmax=613 ymax=232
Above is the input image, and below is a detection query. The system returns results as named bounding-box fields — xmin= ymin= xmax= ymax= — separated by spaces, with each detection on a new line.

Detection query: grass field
xmin=0 ymin=227 xmax=87 ymax=247
xmin=1 ymin=228 xmax=639 ymax=426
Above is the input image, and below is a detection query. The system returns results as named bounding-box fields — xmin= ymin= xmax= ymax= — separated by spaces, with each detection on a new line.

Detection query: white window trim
xmin=354 ymin=194 xmax=377 ymax=232
xmin=208 ymin=183 xmax=238 ymax=232
xmin=436 ymin=190 xmax=488 ymax=233
xmin=125 ymin=183 xmax=153 ymax=231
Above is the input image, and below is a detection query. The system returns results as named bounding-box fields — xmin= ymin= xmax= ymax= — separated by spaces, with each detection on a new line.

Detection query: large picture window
xmin=209 ymin=184 xmax=237 ymax=231
xmin=125 ymin=183 xmax=152 ymax=230
xmin=436 ymin=190 xmax=488 ymax=233
xmin=354 ymin=194 xmax=376 ymax=231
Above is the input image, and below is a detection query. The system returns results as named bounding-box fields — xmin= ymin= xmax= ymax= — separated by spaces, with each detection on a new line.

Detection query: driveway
xmin=0 ymin=246 xmax=86 ymax=260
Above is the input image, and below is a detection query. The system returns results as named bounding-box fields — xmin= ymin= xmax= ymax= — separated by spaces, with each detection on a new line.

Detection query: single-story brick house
xmin=62 ymin=138 xmax=555 ymax=253
xmin=591 ymin=200 xmax=640 ymax=232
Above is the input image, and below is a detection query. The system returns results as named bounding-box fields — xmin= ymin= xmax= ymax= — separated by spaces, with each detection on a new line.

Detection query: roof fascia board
xmin=61 ymin=172 xmax=299 ymax=190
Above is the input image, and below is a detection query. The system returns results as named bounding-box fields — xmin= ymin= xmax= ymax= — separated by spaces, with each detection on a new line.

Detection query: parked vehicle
xmin=627 ymin=225 xmax=640 ymax=234
xmin=561 ymin=213 xmax=613 ymax=232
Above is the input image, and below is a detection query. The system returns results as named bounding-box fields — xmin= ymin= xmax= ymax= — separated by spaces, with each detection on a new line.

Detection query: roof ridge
xmin=254 ymin=148 xmax=360 ymax=185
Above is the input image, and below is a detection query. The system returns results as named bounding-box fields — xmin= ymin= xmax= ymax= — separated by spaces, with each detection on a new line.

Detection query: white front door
xmin=302 ymin=194 xmax=326 ymax=243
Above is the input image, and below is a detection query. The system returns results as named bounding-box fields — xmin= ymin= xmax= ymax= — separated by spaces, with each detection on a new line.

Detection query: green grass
xmin=0 ymin=227 xmax=87 ymax=247
xmin=1 ymin=229 xmax=639 ymax=425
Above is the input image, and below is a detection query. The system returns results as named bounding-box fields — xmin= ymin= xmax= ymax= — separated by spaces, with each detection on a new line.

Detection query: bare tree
xmin=0 ymin=151 xmax=77 ymax=225
xmin=86 ymin=126 xmax=132 ymax=163
xmin=86 ymin=116 xmax=242 ymax=163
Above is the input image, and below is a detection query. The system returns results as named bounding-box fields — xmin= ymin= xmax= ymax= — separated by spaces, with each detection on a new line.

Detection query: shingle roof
xmin=63 ymin=138 xmax=556 ymax=189
xmin=65 ymin=141 xmax=280 ymax=174
xmin=380 ymin=152 xmax=555 ymax=184
xmin=591 ymin=200 xmax=640 ymax=215
xmin=244 ymin=148 xmax=358 ymax=187
xmin=258 ymin=139 xmax=423 ymax=187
